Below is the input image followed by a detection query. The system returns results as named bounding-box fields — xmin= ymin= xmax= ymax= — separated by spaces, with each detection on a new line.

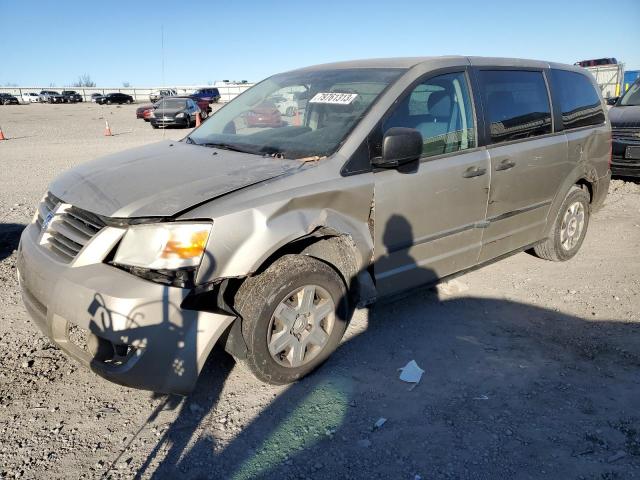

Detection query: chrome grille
xmin=36 ymin=192 xmax=105 ymax=263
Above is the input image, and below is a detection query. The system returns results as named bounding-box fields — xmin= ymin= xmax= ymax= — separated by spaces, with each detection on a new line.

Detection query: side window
xmin=479 ymin=70 xmax=552 ymax=144
xmin=550 ymin=69 xmax=605 ymax=129
xmin=383 ymin=72 xmax=476 ymax=157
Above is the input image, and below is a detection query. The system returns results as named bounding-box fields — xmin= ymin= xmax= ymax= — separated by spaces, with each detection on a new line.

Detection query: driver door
xmin=373 ymin=70 xmax=490 ymax=296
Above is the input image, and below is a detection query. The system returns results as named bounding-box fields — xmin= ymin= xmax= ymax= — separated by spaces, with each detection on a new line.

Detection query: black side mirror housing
xmin=606 ymin=97 xmax=619 ymax=106
xmin=373 ymin=127 xmax=423 ymax=168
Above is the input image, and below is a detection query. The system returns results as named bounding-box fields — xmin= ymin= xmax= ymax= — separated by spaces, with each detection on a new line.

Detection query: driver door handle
xmin=495 ymin=159 xmax=516 ymax=171
xmin=462 ymin=165 xmax=487 ymax=178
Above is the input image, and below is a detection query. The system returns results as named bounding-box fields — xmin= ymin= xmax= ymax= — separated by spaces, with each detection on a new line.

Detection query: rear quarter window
xmin=479 ymin=70 xmax=552 ymax=144
xmin=550 ymin=69 xmax=605 ymax=129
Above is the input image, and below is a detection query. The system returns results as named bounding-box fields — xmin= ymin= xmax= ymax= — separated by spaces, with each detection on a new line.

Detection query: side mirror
xmin=373 ymin=127 xmax=423 ymax=168
xmin=606 ymin=97 xmax=619 ymax=106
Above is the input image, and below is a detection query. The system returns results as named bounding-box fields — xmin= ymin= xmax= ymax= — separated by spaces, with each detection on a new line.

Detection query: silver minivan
xmin=17 ymin=57 xmax=611 ymax=394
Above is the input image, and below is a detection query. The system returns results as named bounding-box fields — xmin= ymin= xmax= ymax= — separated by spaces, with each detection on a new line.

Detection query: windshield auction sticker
xmin=309 ymin=92 xmax=358 ymax=105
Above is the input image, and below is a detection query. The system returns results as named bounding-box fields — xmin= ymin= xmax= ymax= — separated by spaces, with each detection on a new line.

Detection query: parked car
xmin=90 ymin=93 xmax=103 ymax=103
xmin=0 ymin=93 xmax=19 ymax=105
xmin=243 ymin=101 xmax=283 ymax=127
xmin=136 ymin=104 xmax=154 ymax=120
xmin=609 ymin=77 xmax=640 ymax=177
xmin=39 ymin=90 xmax=64 ymax=103
xmin=21 ymin=92 xmax=40 ymax=103
xmin=190 ymin=88 xmax=221 ymax=103
xmin=61 ymin=90 xmax=83 ymax=103
xmin=149 ymin=97 xmax=200 ymax=128
xmin=149 ymin=88 xmax=177 ymax=103
xmin=95 ymin=93 xmax=134 ymax=105
xmin=17 ymin=57 xmax=611 ymax=394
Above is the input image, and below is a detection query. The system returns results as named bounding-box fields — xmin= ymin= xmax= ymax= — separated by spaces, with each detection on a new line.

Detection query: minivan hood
xmin=49 ymin=140 xmax=301 ymax=218
xmin=609 ymin=105 xmax=640 ymax=126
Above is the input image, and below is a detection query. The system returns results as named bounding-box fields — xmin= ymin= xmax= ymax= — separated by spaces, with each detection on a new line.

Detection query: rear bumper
xmin=16 ymin=222 xmax=235 ymax=394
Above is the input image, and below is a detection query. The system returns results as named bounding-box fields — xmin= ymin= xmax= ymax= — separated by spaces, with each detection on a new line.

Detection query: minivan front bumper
xmin=16 ymin=222 xmax=235 ymax=395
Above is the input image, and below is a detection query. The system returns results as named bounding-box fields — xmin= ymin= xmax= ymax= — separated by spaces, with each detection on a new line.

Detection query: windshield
xmin=619 ymin=80 xmax=640 ymax=106
xmin=156 ymin=99 xmax=188 ymax=109
xmin=188 ymin=68 xmax=404 ymax=159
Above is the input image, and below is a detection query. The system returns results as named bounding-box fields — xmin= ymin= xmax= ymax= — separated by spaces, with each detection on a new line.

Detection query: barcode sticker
xmin=309 ymin=92 xmax=358 ymax=105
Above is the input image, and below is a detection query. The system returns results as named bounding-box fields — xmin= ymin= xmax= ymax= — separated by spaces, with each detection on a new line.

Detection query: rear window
xmin=550 ymin=69 xmax=605 ymax=129
xmin=479 ymin=70 xmax=552 ymax=144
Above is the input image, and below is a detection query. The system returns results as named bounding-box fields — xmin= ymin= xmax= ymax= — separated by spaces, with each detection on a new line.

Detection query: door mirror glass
xmin=374 ymin=127 xmax=423 ymax=168
xmin=606 ymin=96 xmax=619 ymax=106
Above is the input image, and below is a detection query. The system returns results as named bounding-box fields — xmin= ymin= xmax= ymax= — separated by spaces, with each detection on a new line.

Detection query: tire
xmin=234 ymin=254 xmax=350 ymax=384
xmin=106 ymin=100 xmax=112 ymax=105
xmin=151 ymin=123 xmax=159 ymax=129
xmin=126 ymin=99 xmax=132 ymax=104
xmin=533 ymin=186 xmax=590 ymax=262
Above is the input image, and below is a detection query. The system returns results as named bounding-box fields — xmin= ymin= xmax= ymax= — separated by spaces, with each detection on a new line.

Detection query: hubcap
xmin=267 ymin=285 xmax=335 ymax=368
xmin=560 ymin=201 xmax=585 ymax=251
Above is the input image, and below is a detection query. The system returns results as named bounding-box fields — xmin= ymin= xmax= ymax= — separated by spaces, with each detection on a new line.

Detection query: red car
xmin=243 ymin=102 xmax=283 ymax=128
xmin=136 ymin=104 xmax=154 ymax=121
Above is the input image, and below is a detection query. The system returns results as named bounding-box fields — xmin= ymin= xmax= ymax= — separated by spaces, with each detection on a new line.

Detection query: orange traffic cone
xmin=293 ymin=108 xmax=301 ymax=127
xmin=195 ymin=112 xmax=201 ymax=128
xmin=0 ymin=126 xmax=6 ymax=141
xmin=104 ymin=120 xmax=112 ymax=136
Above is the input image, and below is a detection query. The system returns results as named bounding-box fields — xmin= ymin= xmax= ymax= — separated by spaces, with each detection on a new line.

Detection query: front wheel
xmin=533 ymin=186 xmax=590 ymax=262
xmin=126 ymin=99 xmax=132 ymax=104
xmin=106 ymin=100 xmax=112 ymax=105
xmin=234 ymin=255 xmax=350 ymax=384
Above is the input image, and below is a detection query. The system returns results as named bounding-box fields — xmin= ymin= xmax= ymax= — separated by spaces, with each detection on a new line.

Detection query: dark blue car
xmin=189 ymin=88 xmax=221 ymax=104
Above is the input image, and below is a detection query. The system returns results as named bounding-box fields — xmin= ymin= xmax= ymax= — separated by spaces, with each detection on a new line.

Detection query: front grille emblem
xmin=41 ymin=211 xmax=54 ymax=232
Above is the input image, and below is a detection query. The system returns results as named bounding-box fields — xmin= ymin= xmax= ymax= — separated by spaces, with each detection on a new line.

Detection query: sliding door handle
xmin=495 ymin=159 xmax=516 ymax=171
xmin=462 ymin=166 xmax=487 ymax=178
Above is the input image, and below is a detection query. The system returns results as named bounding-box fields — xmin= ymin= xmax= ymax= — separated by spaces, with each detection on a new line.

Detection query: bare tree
xmin=72 ymin=74 xmax=96 ymax=88
xmin=122 ymin=81 xmax=130 ymax=88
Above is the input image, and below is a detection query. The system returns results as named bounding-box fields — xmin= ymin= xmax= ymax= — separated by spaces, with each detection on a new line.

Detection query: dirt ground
xmin=0 ymin=103 xmax=639 ymax=480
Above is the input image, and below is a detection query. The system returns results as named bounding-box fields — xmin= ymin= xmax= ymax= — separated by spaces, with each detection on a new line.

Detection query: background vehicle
xmin=149 ymin=88 xmax=177 ymax=103
xmin=190 ymin=88 xmax=221 ymax=103
xmin=21 ymin=92 xmax=40 ymax=103
xmin=0 ymin=93 xmax=19 ymax=105
xmin=136 ymin=104 xmax=154 ymax=120
xmin=149 ymin=97 xmax=200 ymax=128
xmin=577 ymin=58 xmax=625 ymax=100
xmin=243 ymin=101 xmax=283 ymax=127
xmin=609 ymin=77 xmax=640 ymax=177
xmin=90 ymin=93 xmax=103 ymax=102
xmin=39 ymin=90 xmax=64 ymax=103
xmin=61 ymin=90 xmax=83 ymax=103
xmin=95 ymin=93 xmax=134 ymax=105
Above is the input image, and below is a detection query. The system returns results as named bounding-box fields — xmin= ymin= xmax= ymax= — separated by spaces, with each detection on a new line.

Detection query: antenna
xmin=161 ymin=25 xmax=165 ymax=139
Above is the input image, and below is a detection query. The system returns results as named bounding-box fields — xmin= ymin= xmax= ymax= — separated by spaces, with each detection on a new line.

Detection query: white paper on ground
xmin=398 ymin=360 xmax=424 ymax=386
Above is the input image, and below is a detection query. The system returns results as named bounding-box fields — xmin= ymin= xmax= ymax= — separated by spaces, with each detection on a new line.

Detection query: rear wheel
xmin=106 ymin=100 xmax=112 ymax=105
xmin=533 ymin=186 xmax=590 ymax=261
xmin=234 ymin=255 xmax=350 ymax=384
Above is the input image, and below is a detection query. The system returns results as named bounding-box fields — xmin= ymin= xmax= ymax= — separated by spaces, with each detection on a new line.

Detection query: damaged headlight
xmin=112 ymin=223 xmax=212 ymax=288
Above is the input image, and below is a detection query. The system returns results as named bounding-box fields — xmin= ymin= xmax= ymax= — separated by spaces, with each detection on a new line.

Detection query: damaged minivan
xmin=17 ymin=57 xmax=611 ymax=394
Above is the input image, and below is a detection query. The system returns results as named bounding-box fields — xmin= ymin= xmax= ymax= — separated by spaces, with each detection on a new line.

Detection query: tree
xmin=73 ymin=74 xmax=96 ymax=88
xmin=122 ymin=81 xmax=130 ymax=88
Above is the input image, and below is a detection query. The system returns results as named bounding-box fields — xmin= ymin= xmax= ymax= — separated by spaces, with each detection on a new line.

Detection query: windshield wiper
xmin=194 ymin=142 xmax=265 ymax=155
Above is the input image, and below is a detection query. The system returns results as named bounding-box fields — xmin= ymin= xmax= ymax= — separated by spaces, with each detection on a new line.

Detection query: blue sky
xmin=2 ymin=0 xmax=639 ymax=87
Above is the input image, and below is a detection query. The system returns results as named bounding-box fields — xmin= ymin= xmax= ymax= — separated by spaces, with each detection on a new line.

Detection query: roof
xmin=289 ymin=56 xmax=581 ymax=73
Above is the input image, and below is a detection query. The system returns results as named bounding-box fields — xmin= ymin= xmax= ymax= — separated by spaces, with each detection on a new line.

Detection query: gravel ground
xmin=0 ymin=103 xmax=639 ymax=480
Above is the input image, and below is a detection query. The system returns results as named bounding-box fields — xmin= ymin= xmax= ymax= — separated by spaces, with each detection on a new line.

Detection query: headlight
xmin=149 ymin=111 xmax=156 ymax=118
xmin=176 ymin=112 xmax=185 ymax=118
xmin=114 ymin=223 xmax=211 ymax=270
